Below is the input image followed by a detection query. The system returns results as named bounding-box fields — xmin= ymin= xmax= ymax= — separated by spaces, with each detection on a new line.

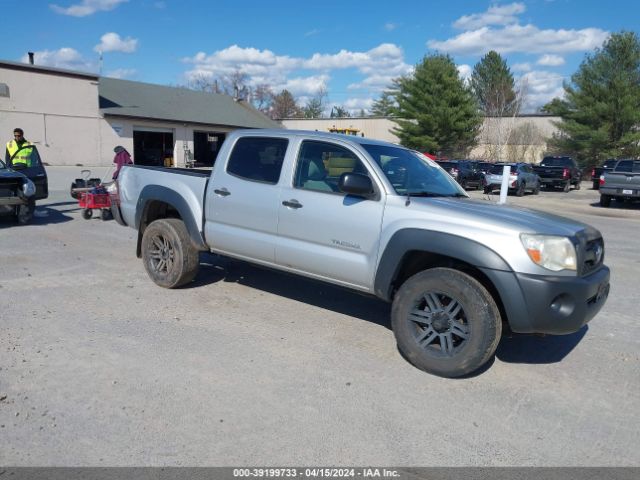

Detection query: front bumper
xmin=481 ymin=266 xmax=610 ymax=334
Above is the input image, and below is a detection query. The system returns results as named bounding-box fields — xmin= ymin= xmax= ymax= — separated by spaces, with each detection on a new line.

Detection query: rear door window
xmin=227 ymin=137 xmax=288 ymax=184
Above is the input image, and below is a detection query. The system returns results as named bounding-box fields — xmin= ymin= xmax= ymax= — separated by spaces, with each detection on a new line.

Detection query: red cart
xmin=78 ymin=189 xmax=113 ymax=220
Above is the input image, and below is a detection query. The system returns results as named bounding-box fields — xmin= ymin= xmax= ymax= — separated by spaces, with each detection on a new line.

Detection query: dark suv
xmin=436 ymin=160 xmax=484 ymax=190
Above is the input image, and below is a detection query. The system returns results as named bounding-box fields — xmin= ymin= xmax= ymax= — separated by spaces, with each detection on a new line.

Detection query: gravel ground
xmin=0 ymin=170 xmax=638 ymax=466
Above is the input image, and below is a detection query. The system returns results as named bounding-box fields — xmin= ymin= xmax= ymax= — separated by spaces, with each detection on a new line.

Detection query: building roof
xmin=98 ymin=77 xmax=280 ymax=129
xmin=0 ymin=59 xmax=99 ymax=80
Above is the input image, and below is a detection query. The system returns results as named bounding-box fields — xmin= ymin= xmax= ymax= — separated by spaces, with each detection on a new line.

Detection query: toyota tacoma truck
xmin=533 ymin=156 xmax=582 ymax=192
xmin=599 ymin=159 xmax=640 ymax=207
xmin=112 ymin=130 xmax=610 ymax=378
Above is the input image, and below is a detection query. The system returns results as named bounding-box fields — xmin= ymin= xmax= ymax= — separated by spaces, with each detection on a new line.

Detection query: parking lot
xmin=1 ymin=168 xmax=639 ymax=466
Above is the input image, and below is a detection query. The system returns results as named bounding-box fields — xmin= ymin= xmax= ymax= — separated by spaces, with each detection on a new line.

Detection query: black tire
xmin=600 ymin=194 xmax=611 ymax=207
xmin=592 ymin=181 xmax=600 ymax=190
xmin=460 ymin=179 xmax=468 ymax=190
xmin=533 ymin=183 xmax=540 ymax=195
xmin=563 ymin=181 xmax=571 ymax=193
xmin=574 ymin=181 xmax=581 ymax=190
xmin=515 ymin=182 xmax=525 ymax=197
xmin=483 ymin=186 xmax=491 ymax=194
xmin=82 ymin=208 xmax=93 ymax=220
xmin=391 ymin=268 xmax=502 ymax=378
xmin=16 ymin=199 xmax=35 ymax=225
xmin=101 ymin=208 xmax=112 ymax=221
xmin=141 ymin=218 xmax=200 ymax=288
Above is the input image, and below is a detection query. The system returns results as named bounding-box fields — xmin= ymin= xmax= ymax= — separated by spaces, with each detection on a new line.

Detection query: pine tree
xmin=392 ymin=54 xmax=481 ymax=156
xmin=550 ymin=31 xmax=640 ymax=163
xmin=470 ymin=50 xmax=517 ymax=116
xmin=370 ymin=91 xmax=396 ymax=116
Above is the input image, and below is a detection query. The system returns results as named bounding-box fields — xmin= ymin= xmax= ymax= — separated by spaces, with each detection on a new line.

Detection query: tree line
xmin=187 ymin=31 xmax=640 ymax=167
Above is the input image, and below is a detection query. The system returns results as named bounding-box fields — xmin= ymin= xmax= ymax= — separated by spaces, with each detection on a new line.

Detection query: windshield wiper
xmin=405 ymin=191 xmax=466 ymax=204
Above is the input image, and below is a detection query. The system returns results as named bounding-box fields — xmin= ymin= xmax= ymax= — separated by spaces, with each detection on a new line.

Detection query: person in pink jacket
xmin=112 ymin=146 xmax=133 ymax=180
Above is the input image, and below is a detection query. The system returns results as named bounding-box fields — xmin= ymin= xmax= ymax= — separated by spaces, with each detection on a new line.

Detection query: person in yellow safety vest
xmin=5 ymin=128 xmax=33 ymax=167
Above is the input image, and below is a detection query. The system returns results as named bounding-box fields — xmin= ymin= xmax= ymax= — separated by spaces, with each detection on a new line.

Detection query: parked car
xmin=436 ymin=160 xmax=484 ymax=190
xmin=6 ymin=144 xmax=48 ymax=201
xmin=591 ymin=159 xmax=617 ymax=190
xmin=112 ymin=129 xmax=610 ymax=378
xmin=533 ymin=156 xmax=582 ymax=192
xmin=474 ymin=161 xmax=494 ymax=175
xmin=483 ymin=163 xmax=541 ymax=196
xmin=599 ymin=159 xmax=640 ymax=207
xmin=0 ymin=158 xmax=38 ymax=224
xmin=1 ymin=144 xmax=49 ymax=224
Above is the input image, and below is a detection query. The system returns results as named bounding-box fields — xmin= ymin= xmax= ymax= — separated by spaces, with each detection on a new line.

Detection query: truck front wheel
xmin=391 ymin=268 xmax=502 ymax=378
xmin=141 ymin=218 xmax=199 ymax=288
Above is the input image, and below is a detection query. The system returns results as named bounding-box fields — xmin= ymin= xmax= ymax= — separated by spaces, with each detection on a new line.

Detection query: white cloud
xmin=182 ymin=43 xmax=411 ymax=99
xmin=304 ymin=29 xmax=321 ymax=37
xmin=384 ymin=23 xmax=399 ymax=32
xmin=105 ymin=68 xmax=136 ymax=79
xmin=279 ymin=75 xmax=330 ymax=97
xmin=457 ymin=64 xmax=472 ymax=82
xmin=50 ymin=0 xmax=128 ymax=17
xmin=20 ymin=48 xmax=96 ymax=72
xmin=512 ymin=62 xmax=532 ymax=72
xmin=453 ymin=2 xmax=526 ymax=30
xmin=520 ymin=70 xmax=566 ymax=112
xmin=537 ymin=54 xmax=565 ymax=66
xmin=428 ymin=24 xmax=609 ymax=56
xmin=94 ymin=32 xmax=138 ymax=53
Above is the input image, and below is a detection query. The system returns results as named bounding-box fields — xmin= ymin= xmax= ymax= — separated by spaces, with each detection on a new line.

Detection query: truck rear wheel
xmin=141 ymin=218 xmax=199 ymax=288
xmin=391 ymin=268 xmax=502 ymax=378
xmin=563 ymin=181 xmax=571 ymax=192
xmin=600 ymin=194 xmax=611 ymax=207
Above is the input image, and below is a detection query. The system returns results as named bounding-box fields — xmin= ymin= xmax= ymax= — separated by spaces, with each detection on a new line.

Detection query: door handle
xmin=282 ymin=199 xmax=303 ymax=209
xmin=214 ymin=188 xmax=231 ymax=197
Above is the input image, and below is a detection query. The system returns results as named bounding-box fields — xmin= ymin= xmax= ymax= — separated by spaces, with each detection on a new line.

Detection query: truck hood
xmin=0 ymin=169 xmax=28 ymax=180
xmin=408 ymin=196 xmax=590 ymax=237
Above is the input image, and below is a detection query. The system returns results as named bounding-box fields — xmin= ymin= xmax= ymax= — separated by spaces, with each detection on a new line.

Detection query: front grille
xmin=582 ymin=238 xmax=604 ymax=276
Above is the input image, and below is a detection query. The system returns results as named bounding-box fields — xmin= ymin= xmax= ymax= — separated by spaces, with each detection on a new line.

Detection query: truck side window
xmin=294 ymin=141 xmax=366 ymax=193
xmin=227 ymin=137 xmax=288 ymax=184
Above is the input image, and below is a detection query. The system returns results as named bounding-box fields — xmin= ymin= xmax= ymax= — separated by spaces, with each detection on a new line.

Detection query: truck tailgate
xmin=118 ymin=165 xmax=210 ymax=229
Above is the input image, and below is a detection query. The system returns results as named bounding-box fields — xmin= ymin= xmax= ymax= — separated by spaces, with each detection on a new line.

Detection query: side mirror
xmin=338 ymin=172 xmax=374 ymax=197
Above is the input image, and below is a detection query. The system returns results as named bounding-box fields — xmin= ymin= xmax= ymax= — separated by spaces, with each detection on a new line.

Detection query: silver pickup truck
xmin=599 ymin=159 xmax=640 ymax=207
xmin=112 ymin=129 xmax=610 ymax=378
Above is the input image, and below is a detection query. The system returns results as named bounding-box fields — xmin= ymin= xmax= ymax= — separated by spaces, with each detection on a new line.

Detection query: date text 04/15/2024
xmin=232 ymin=468 xmax=400 ymax=478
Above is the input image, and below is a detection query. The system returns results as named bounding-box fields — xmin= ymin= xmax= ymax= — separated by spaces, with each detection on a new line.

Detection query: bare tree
xmin=506 ymin=120 xmax=544 ymax=163
xmin=252 ymin=84 xmax=275 ymax=115
xmin=271 ymin=90 xmax=303 ymax=119
xmin=479 ymin=77 xmax=529 ymax=161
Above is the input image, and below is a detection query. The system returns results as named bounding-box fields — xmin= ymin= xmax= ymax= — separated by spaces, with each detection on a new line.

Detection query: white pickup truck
xmin=112 ymin=129 xmax=610 ymax=377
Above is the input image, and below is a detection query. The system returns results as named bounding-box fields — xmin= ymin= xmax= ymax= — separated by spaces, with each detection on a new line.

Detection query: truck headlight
xmin=22 ymin=179 xmax=36 ymax=197
xmin=520 ymin=234 xmax=577 ymax=272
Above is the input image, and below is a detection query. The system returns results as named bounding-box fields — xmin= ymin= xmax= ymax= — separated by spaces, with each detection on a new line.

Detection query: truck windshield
xmin=361 ymin=144 xmax=466 ymax=197
xmin=541 ymin=157 xmax=572 ymax=167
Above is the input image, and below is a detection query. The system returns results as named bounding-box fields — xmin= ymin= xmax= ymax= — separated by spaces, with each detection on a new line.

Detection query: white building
xmin=0 ymin=59 xmax=278 ymax=167
xmin=281 ymin=115 xmax=561 ymax=163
